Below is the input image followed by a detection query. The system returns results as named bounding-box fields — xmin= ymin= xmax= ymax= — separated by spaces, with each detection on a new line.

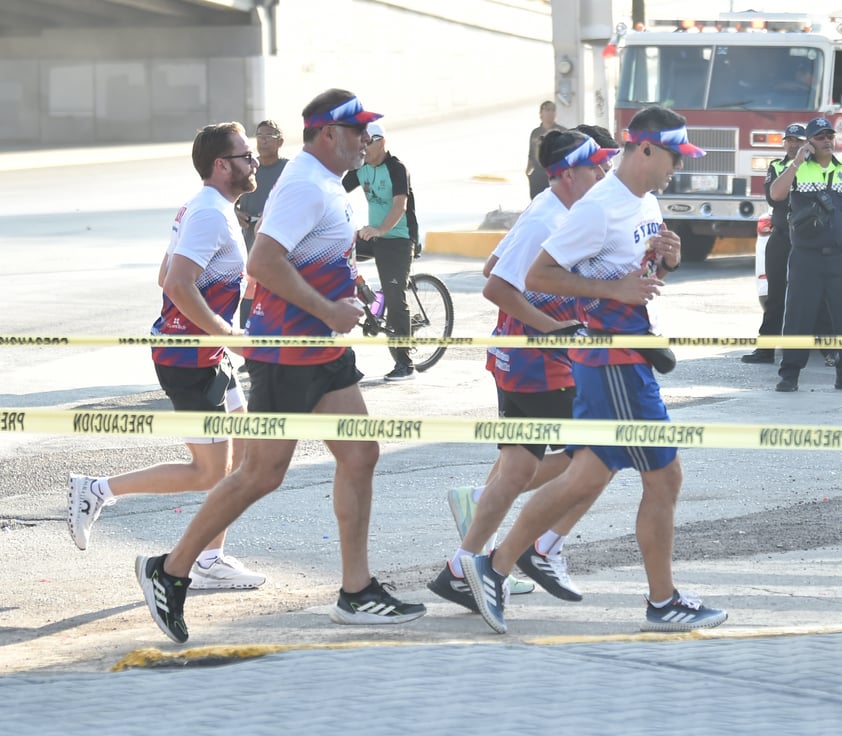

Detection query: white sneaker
xmin=67 ymin=474 xmax=115 ymax=550
xmin=189 ymin=555 xmax=267 ymax=590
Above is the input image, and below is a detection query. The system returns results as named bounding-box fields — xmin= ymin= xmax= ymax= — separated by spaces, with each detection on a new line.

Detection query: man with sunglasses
xmin=70 ymin=122 xmax=266 ymax=591
xmin=136 ymin=90 xmax=426 ymax=644
xmin=770 ymin=117 xmax=842 ymax=392
xmin=235 ymin=119 xmax=289 ymax=328
xmin=462 ymin=106 xmax=727 ymax=635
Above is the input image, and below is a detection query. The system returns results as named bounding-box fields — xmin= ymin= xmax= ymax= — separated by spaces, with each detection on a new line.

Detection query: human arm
xmin=769 ymin=142 xmax=811 ymax=202
xmin=248 ymin=232 xmax=363 ymax=334
xmin=482 ymin=254 xmax=499 ymax=278
xmin=482 ymin=275 xmax=576 ymax=332
xmin=358 ymin=193 xmax=408 ymax=240
xmin=647 ymin=223 xmax=681 ymax=277
xmin=163 ymin=254 xmax=239 ymax=336
xmin=526 ymin=249 xmax=662 ymax=306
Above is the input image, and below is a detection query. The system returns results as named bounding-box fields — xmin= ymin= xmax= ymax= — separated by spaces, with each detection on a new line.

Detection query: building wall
xmin=0 ymin=1 xmax=553 ymax=146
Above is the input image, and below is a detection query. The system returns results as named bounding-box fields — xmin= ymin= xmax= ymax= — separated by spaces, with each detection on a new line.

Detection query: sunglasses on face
xmin=330 ymin=122 xmax=368 ymax=136
xmin=221 ymin=152 xmax=257 ymax=165
xmin=652 ymin=144 xmax=682 ymax=166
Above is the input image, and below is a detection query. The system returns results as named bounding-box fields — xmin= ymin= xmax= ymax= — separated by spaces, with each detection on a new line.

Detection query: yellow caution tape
xmin=3 ymin=408 xmax=842 ymax=450
xmin=1 ymin=334 xmax=842 ymax=349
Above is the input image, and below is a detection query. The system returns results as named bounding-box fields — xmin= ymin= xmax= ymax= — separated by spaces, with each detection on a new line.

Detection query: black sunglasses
xmin=331 ymin=122 xmax=368 ymax=135
xmin=652 ymin=144 xmax=682 ymax=166
xmin=221 ymin=152 xmax=257 ymax=165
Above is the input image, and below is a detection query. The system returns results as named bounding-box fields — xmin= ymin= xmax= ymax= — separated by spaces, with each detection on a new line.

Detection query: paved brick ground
xmin=4 ymin=634 xmax=841 ymax=735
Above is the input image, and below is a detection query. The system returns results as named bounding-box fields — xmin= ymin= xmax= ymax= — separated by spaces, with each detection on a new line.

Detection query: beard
xmin=232 ymin=173 xmax=257 ymax=195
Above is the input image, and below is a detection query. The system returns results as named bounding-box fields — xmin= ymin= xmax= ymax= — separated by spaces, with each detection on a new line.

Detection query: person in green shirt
xmin=343 ymin=121 xmax=419 ymax=381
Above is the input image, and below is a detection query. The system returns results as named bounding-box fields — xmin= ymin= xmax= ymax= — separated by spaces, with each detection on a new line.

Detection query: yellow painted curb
xmin=112 ymin=624 xmax=842 ymax=671
xmin=424 ymin=230 xmax=506 ymax=258
xmin=423 ymin=231 xmax=754 ymax=259
xmin=712 ymin=236 xmax=754 ymax=256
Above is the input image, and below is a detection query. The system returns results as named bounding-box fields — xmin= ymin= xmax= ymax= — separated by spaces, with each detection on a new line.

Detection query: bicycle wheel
xmin=389 ymin=273 xmax=454 ymax=372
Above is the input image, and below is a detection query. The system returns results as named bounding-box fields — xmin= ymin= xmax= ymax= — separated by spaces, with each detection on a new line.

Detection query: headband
xmin=545 ymin=136 xmax=620 ymax=178
xmin=303 ymin=96 xmax=383 ymax=129
xmin=623 ymin=126 xmax=706 ymax=158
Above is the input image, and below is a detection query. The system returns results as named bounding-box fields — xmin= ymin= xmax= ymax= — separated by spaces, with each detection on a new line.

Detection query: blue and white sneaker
xmin=461 ymin=553 xmax=510 ymax=634
xmin=641 ymin=589 xmax=727 ymax=632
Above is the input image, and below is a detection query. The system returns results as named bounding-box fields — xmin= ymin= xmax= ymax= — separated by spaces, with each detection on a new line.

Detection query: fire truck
xmin=614 ymin=11 xmax=842 ymax=260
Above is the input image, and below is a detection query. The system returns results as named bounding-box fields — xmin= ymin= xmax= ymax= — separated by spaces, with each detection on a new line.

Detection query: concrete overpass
xmin=1 ymin=0 xmax=257 ymax=34
xmin=0 ymin=0 xmax=555 ymax=147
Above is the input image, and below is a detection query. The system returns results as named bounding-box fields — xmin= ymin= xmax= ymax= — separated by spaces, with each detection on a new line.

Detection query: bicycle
xmin=355 ymin=254 xmax=454 ymax=372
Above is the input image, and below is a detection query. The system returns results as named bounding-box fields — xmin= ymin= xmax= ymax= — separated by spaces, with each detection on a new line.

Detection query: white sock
xmin=471 ymin=485 xmax=485 ymax=503
xmin=535 ymin=532 xmax=566 ymax=557
xmin=91 ymin=478 xmax=114 ymax=501
xmin=450 ymin=548 xmax=474 ymax=577
xmin=649 ymin=595 xmax=674 ymax=608
xmin=196 ymin=548 xmax=223 ymax=569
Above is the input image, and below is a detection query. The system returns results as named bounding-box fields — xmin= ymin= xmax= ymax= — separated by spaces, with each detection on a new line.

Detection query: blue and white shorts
xmin=568 ymin=362 xmax=677 ymax=472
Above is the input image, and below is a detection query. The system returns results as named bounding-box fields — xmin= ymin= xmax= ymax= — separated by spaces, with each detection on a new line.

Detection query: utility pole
xmin=632 ymin=0 xmax=645 ymax=27
xmin=550 ymin=0 xmax=614 ymax=128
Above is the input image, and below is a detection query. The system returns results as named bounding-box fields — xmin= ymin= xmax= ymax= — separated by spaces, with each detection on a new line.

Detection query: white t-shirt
xmin=540 ymin=174 xmax=663 ymax=365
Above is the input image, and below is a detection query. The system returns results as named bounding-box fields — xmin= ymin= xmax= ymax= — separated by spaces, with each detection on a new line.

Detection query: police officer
xmin=742 ymin=123 xmax=806 ymax=364
xmin=769 ymin=116 xmax=842 ymax=392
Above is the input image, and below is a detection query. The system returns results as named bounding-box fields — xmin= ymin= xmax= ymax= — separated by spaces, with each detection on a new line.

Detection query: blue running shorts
xmin=568 ymin=362 xmax=677 ymax=472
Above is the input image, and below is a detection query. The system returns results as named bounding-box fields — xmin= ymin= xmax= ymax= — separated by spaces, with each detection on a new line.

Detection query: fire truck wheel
xmin=679 ymin=233 xmax=715 ymax=262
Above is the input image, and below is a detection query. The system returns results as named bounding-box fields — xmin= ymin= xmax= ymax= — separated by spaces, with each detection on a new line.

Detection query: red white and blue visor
xmin=303 ymin=96 xmax=383 ymax=129
xmin=623 ymin=126 xmax=706 ymax=158
xmin=545 ymin=136 xmax=620 ymax=178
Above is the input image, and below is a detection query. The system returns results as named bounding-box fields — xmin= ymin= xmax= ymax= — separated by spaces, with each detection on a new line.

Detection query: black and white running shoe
xmin=329 ymin=577 xmax=427 ymax=625
xmin=135 ymin=554 xmax=191 ymax=644
xmin=427 ymin=563 xmax=479 ymax=613
xmin=516 ymin=543 xmax=583 ymax=602
xmin=641 ymin=589 xmax=727 ymax=632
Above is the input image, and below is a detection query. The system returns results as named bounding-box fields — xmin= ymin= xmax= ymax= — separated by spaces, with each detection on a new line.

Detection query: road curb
xmin=423 ymin=231 xmax=755 ymax=259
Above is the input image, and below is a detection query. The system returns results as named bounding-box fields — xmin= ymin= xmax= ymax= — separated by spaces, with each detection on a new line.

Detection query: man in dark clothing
xmin=742 ymin=123 xmax=806 ymax=364
xmin=769 ymin=116 xmax=842 ymax=392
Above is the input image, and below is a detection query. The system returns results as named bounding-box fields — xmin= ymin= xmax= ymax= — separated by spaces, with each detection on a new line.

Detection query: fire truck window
xmin=662 ymin=48 xmax=708 ymax=109
xmin=833 ymin=52 xmax=842 ymax=105
xmin=709 ymin=46 xmax=820 ymax=111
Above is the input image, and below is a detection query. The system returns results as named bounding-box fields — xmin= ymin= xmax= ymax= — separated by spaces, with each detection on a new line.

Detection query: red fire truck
xmin=614 ymin=11 xmax=842 ymax=260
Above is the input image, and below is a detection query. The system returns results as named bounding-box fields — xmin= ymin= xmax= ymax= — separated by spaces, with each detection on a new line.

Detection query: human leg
xmin=636 ymin=457 xmax=682 ymax=603
xmin=374 ymin=237 xmax=414 ymax=372
xmin=320 ymin=385 xmax=379 ymax=593
xmin=68 ymin=362 xmax=245 ymax=553
xmin=461 ymin=448 xmax=610 ymax=633
xmin=744 ymin=230 xmax=790 ymax=363
xmin=778 ymin=249 xmax=824 ymax=389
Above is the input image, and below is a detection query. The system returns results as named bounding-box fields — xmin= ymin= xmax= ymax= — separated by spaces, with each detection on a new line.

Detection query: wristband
xmin=661 ymin=259 xmax=680 ymax=272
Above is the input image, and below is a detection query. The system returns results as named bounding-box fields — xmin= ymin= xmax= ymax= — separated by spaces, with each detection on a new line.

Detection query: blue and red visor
xmin=623 ymin=126 xmax=706 ymax=158
xmin=303 ymin=96 xmax=383 ymax=129
xmin=545 ymin=136 xmax=620 ymax=178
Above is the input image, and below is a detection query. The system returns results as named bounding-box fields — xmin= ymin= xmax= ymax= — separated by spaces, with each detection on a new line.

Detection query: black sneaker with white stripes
xmin=135 ymin=554 xmax=191 ymax=644
xmin=641 ymin=589 xmax=727 ymax=632
xmin=427 ymin=563 xmax=479 ymax=613
xmin=516 ymin=543 xmax=583 ymax=602
xmin=329 ymin=577 xmax=427 ymax=625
